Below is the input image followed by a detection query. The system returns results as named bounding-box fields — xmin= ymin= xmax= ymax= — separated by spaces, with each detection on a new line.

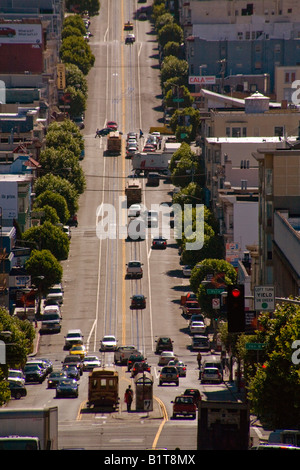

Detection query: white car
xmin=182 ymin=265 xmax=192 ymax=277
xmin=82 ymin=356 xmax=101 ymax=371
xmin=8 ymin=369 xmax=25 ymax=385
xmin=158 ymin=351 xmax=178 ymax=366
xmin=189 ymin=321 xmax=206 ymax=335
xmin=43 ymin=305 xmax=61 ymax=318
xmin=100 ymin=335 xmax=118 ymax=351
xmin=128 ymin=204 xmax=141 ymax=217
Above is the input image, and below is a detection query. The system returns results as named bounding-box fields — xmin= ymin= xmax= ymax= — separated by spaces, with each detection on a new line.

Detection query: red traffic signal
xmin=232 ymin=288 xmax=242 ymax=298
xmin=227 ymin=285 xmax=245 ymax=333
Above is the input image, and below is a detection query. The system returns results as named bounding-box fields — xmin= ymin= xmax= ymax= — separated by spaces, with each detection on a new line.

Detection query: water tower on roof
xmin=245 ymin=91 xmax=270 ymax=113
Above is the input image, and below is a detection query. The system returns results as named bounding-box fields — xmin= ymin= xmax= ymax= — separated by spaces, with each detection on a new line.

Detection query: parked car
xmin=155 ymin=336 xmax=173 ymax=354
xmin=171 ymin=395 xmax=197 ymax=419
xmin=152 ymin=236 xmax=167 ymax=249
xmin=56 ymin=378 xmax=79 ymax=398
xmin=189 ymin=321 xmax=206 ymax=335
xmin=47 ymin=371 xmax=67 ymax=389
xmin=8 ymin=369 xmax=25 ymax=386
xmin=158 ymin=351 xmax=177 ymax=366
xmin=189 ymin=313 xmax=205 ymax=325
xmin=82 ymin=355 xmax=101 ymax=371
xmin=192 ymin=335 xmax=210 ymax=351
xmin=159 ymin=366 xmax=179 ymax=386
xmin=168 ymin=360 xmax=187 ymax=377
xmin=63 ymin=225 xmax=71 ymax=239
xmin=184 ymin=388 xmax=201 ymax=406
xmin=100 ymin=335 xmax=117 ymax=351
xmin=40 ymin=312 xmax=62 ymax=334
xmin=127 ymin=353 xmax=145 ymax=371
xmin=131 ymin=361 xmax=151 ymax=378
xmin=23 ymin=364 xmax=45 ymax=383
xmin=130 ymin=294 xmax=146 ymax=309
xmin=25 ymin=360 xmax=48 ymax=379
xmin=114 ymin=345 xmax=139 ymax=365
xmin=182 ymin=265 xmax=192 ymax=277
xmin=8 ymin=380 xmax=27 ymax=399
xmin=201 ymin=367 xmax=223 ymax=384
xmin=126 ymin=260 xmax=143 ymax=279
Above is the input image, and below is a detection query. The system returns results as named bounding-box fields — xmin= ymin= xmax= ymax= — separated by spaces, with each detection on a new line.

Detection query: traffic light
xmin=227 ymin=285 xmax=245 ymax=333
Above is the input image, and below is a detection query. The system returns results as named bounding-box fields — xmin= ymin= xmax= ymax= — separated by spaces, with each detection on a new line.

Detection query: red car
xmin=143 ymin=144 xmax=156 ymax=152
xmin=172 ymin=395 xmax=197 ymax=419
xmin=107 ymin=121 xmax=118 ymax=130
xmin=0 ymin=27 xmax=16 ymax=37
xmin=130 ymin=294 xmax=146 ymax=309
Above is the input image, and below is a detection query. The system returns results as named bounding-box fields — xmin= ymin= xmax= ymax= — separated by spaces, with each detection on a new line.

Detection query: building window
xmin=285 ymin=72 xmax=296 ymax=83
xmin=274 ymin=126 xmax=284 ymax=137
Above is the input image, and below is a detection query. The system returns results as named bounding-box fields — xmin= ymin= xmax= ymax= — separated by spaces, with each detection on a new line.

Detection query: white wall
xmin=234 ymin=201 xmax=259 ymax=251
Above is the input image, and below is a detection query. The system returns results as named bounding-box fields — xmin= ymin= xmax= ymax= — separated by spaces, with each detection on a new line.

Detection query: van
xmin=64 ymin=329 xmax=84 ymax=350
xmin=201 ymin=355 xmax=223 ymax=378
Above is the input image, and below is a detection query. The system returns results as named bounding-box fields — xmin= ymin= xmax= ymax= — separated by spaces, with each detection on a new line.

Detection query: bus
xmin=87 ymin=367 xmax=119 ymax=409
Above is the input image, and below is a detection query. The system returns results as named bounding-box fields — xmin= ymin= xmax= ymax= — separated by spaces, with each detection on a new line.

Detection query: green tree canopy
xmin=38 ymin=148 xmax=85 ymax=197
xmin=160 ymin=55 xmax=188 ymax=88
xmin=25 ymin=249 xmax=63 ymax=294
xmin=246 ymin=303 xmax=300 ymax=428
xmin=60 ymin=35 xmax=95 ymax=75
xmin=158 ymin=23 xmax=184 ymax=48
xmin=65 ymin=63 xmax=88 ymax=99
xmin=190 ymin=259 xmax=237 ymax=318
xmin=33 ymin=190 xmax=70 ymax=224
xmin=45 ymin=129 xmax=82 ymax=159
xmin=23 ymin=222 xmax=70 ymax=261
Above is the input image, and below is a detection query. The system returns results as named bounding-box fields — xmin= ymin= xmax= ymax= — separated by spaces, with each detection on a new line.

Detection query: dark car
xmin=130 ymin=294 xmax=146 ymax=309
xmin=131 ymin=361 xmax=151 ymax=378
xmin=127 ymin=353 xmax=145 ymax=371
xmin=62 ymin=365 xmax=80 ymax=380
xmin=47 ymin=371 xmax=67 ymax=389
xmin=8 ymin=380 xmax=27 ymax=399
xmin=155 ymin=336 xmax=174 ymax=354
xmin=152 ymin=236 xmax=167 ymax=249
xmin=56 ymin=379 xmax=79 ymax=398
xmin=96 ymin=127 xmax=111 ymax=137
xmin=184 ymin=388 xmax=201 ymax=406
xmin=23 ymin=364 xmax=45 ymax=383
xmin=62 ymin=355 xmax=83 ymax=376
xmin=67 ymin=214 xmax=78 ymax=227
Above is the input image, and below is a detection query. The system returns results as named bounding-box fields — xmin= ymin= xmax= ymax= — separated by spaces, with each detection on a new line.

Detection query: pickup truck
xmin=114 ymin=345 xmax=139 ymax=365
xmin=126 ymin=260 xmax=143 ymax=279
xmin=172 ymin=395 xmax=197 ymax=419
xmin=181 ymin=299 xmax=201 ymax=317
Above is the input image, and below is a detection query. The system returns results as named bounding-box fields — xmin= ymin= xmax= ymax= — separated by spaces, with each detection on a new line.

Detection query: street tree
xmin=246 ymin=302 xmax=300 ymax=428
xmin=33 ymin=190 xmax=70 ymax=224
xmin=25 ymin=249 xmax=63 ymax=295
xmin=23 ymin=221 xmax=70 ymax=261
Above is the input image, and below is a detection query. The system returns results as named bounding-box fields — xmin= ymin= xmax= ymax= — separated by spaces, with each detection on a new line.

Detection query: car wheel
xmin=159 ymin=381 xmax=162 ymax=386
xmin=175 ymin=381 xmax=179 ymax=386
xmin=172 ymin=414 xmax=177 ymax=419
xmin=14 ymin=392 xmax=22 ymax=400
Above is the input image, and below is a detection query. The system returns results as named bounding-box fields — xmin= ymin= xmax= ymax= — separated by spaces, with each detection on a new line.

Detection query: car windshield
xmin=43 ymin=313 xmax=60 ymax=320
xmin=103 ymin=336 xmax=115 ymax=342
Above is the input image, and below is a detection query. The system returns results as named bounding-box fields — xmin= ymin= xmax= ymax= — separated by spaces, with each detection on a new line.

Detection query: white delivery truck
xmin=0 ymin=407 xmax=58 ymax=450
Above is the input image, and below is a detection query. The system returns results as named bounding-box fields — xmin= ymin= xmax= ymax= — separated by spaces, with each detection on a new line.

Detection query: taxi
xmin=69 ymin=344 xmax=87 ymax=359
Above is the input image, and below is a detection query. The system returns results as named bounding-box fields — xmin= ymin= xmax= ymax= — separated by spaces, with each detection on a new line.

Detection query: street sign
xmin=207 ymin=288 xmax=224 ymax=295
xmin=245 ymin=343 xmax=266 ymax=350
xmin=254 ymin=286 xmax=275 ymax=311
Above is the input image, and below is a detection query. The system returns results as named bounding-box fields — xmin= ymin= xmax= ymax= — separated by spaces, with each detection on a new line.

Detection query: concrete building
xmin=0 ymin=174 xmax=33 ymax=232
xmin=253 ymin=144 xmax=300 ymax=294
xmin=180 ymin=0 xmax=300 ymax=93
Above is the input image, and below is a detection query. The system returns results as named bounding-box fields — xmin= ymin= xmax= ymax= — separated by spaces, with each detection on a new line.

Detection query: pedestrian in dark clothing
xmin=197 ymin=352 xmax=202 ymax=369
xmin=124 ymin=385 xmax=133 ymax=412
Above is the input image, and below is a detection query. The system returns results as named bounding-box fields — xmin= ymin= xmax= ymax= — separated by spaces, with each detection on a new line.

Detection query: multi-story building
xmin=253 ymin=143 xmax=300 ymax=295
xmin=180 ymin=0 xmax=300 ymax=94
